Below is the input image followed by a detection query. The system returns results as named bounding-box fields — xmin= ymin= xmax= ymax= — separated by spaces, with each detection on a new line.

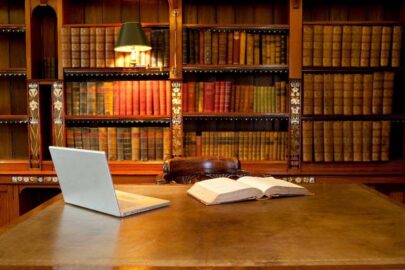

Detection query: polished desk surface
xmin=0 ymin=184 xmax=404 ymax=270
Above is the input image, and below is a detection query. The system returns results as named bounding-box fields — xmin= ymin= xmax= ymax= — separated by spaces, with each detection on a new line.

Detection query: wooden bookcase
xmin=0 ymin=0 xmax=404 ymax=226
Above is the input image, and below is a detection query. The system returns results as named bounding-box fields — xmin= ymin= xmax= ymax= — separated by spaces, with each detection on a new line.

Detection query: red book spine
xmin=199 ymin=31 xmax=205 ymax=64
xmin=166 ymin=81 xmax=171 ymax=115
xmin=159 ymin=80 xmax=166 ymax=115
xmin=182 ymin=83 xmax=189 ymax=113
xmin=132 ymin=81 xmax=140 ymax=115
xmin=188 ymin=82 xmax=196 ymax=113
xmin=146 ymin=80 xmax=153 ymax=115
xmin=219 ymin=81 xmax=226 ymax=112
xmin=113 ymin=81 xmax=120 ymax=115
xmin=214 ymin=82 xmax=220 ymax=112
xmin=204 ymin=82 xmax=215 ymax=112
xmin=119 ymin=81 xmax=126 ymax=115
xmin=224 ymin=81 xmax=232 ymax=112
xmin=125 ymin=81 xmax=133 ymax=115
xmin=139 ymin=81 xmax=146 ymax=115
xmin=152 ymin=80 xmax=160 ymax=116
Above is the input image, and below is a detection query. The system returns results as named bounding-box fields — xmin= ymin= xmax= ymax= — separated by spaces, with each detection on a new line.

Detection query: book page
xmin=237 ymin=176 xmax=311 ymax=197
xmin=187 ymin=178 xmax=262 ymax=205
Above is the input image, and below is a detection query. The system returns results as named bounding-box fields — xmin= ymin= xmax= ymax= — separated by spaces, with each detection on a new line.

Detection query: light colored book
xmin=187 ymin=176 xmax=312 ymax=205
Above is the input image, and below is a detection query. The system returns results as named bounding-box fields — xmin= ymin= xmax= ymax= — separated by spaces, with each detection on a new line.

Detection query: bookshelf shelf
xmin=302 ymin=115 xmax=405 ymax=122
xmin=63 ymin=22 xmax=169 ymax=28
xmin=0 ymin=68 xmax=26 ymax=77
xmin=183 ymin=24 xmax=289 ymax=33
xmin=183 ymin=65 xmax=289 ymax=74
xmin=302 ymin=67 xmax=401 ymax=73
xmin=303 ymin=21 xmax=404 ymax=26
xmin=64 ymin=68 xmax=170 ymax=78
xmin=0 ymin=115 xmax=28 ymax=124
xmin=183 ymin=113 xmax=290 ymax=120
xmin=0 ymin=24 xmax=25 ymax=33
xmin=65 ymin=115 xmax=171 ymax=125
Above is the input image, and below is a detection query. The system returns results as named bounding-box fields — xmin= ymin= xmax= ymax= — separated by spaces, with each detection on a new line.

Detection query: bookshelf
xmin=0 ymin=0 xmax=404 ymax=226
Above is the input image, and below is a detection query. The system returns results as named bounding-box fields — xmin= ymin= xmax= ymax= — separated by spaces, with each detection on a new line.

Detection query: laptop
xmin=49 ymin=146 xmax=170 ymax=217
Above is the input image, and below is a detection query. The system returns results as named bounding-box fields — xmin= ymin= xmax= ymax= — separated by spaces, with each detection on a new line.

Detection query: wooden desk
xmin=0 ymin=184 xmax=404 ymax=270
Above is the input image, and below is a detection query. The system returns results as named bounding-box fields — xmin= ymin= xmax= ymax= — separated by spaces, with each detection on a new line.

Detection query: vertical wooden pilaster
xmin=28 ymin=81 xmax=41 ymax=168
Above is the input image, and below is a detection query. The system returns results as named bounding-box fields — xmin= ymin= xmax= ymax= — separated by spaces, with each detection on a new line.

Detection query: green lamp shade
xmin=114 ymin=22 xmax=152 ymax=52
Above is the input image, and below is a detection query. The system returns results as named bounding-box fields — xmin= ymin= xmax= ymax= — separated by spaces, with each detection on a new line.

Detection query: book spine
xmin=370 ymin=26 xmax=382 ymax=67
xmin=95 ymin=27 xmax=106 ymax=68
xmin=313 ymin=121 xmax=324 ymax=162
xmin=146 ymin=80 xmax=153 ymax=115
xmin=113 ymin=81 xmax=120 ymax=115
xmin=98 ymin=127 xmax=108 ymax=155
xmin=362 ymin=121 xmax=372 ymax=162
xmin=125 ymin=81 xmax=133 ymax=115
xmin=372 ymin=72 xmax=384 ymax=114
xmin=71 ymin=27 xmax=81 ymax=68
xmin=104 ymin=82 xmax=113 ymax=115
xmin=333 ymin=121 xmax=343 ymax=162
xmin=302 ymin=121 xmax=313 ymax=162
xmin=155 ymin=127 xmax=163 ymax=160
xmin=253 ymin=34 xmax=260 ymax=64
xmin=380 ymin=26 xmax=393 ymax=67
xmin=353 ymin=121 xmax=363 ymax=162
xmin=371 ymin=121 xmax=382 ymax=161
xmin=152 ymin=80 xmax=160 ymax=115
xmin=381 ymin=121 xmax=391 ymax=161
xmin=360 ymin=26 xmax=371 ymax=67
xmin=239 ymin=31 xmax=246 ymax=65
xmin=107 ymin=127 xmax=117 ymax=160
xmin=211 ymin=31 xmax=219 ymax=65
xmin=204 ymin=30 xmax=212 ymax=65
xmin=188 ymin=82 xmax=196 ymax=113
xmin=382 ymin=72 xmax=394 ymax=115
xmin=159 ymin=80 xmax=166 ymax=115
xmin=131 ymin=127 xmax=140 ymax=161
xmin=233 ymin=31 xmax=240 ymax=64
xmin=313 ymin=25 xmax=323 ymax=66
xmin=147 ymin=127 xmax=156 ymax=160
xmin=332 ymin=26 xmax=342 ymax=67
xmin=163 ymin=127 xmax=171 ymax=160
xmin=333 ymin=74 xmax=344 ymax=115
xmin=218 ymin=31 xmax=227 ymax=65
xmin=79 ymin=82 xmax=87 ymax=115
xmin=343 ymin=121 xmax=353 ymax=161
xmin=313 ymin=74 xmax=323 ymax=115
xmin=65 ymin=82 xmax=72 ymax=116
xmin=227 ymin=31 xmax=233 ymax=64
xmin=140 ymin=128 xmax=148 ymax=161
xmin=322 ymin=26 xmax=333 ymax=67
xmin=323 ymin=74 xmax=333 ymax=115
xmin=323 ymin=121 xmax=334 ymax=162
xmin=123 ymin=127 xmax=132 ymax=160
xmin=95 ymin=81 xmax=104 ymax=115
xmin=363 ymin=74 xmax=373 ymax=115
xmin=105 ymin=27 xmax=115 ymax=67
xmin=391 ymin=26 xmax=402 ymax=67
xmin=119 ymin=81 xmax=126 ymax=115
xmin=132 ymin=81 xmax=140 ymax=115
xmin=61 ymin=27 xmax=71 ymax=68
xmin=343 ymin=74 xmax=353 ymax=115
xmin=352 ymin=74 xmax=363 ymax=115
xmin=341 ymin=26 xmax=352 ymax=67
xmin=350 ymin=26 xmax=362 ymax=67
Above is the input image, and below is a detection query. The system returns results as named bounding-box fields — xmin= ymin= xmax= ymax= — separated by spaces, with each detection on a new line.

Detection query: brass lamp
xmin=114 ymin=22 xmax=152 ymax=66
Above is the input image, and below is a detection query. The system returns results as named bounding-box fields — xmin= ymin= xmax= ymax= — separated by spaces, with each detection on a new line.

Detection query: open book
xmin=187 ymin=176 xmax=312 ymax=205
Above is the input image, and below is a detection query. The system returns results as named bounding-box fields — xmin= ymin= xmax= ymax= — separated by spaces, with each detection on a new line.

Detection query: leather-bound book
xmin=155 ymin=127 xmax=163 ymax=160
xmin=218 ymin=31 xmax=227 ymax=65
xmin=270 ymin=35 xmax=276 ymax=64
xmin=152 ymin=80 xmax=160 ymax=115
xmin=140 ymin=128 xmax=148 ymax=161
xmin=105 ymin=27 xmax=115 ymax=67
xmin=227 ymin=31 xmax=234 ymax=64
xmin=313 ymin=74 xmax=323 ymax=115
xmin=197 ymin=82 xmax=204 ymax=113
xmin=360 ymin=26 xmax=371 ymax=67
xmin=280 ymin=80 xmax=287 ymax=113
xmin=253 ymin=34 xmax=260 ymax=64
xmin=224 ymin=81 xmax=232 ymax=112
xmin=343 ymin=121 xmax=353 ymax=161
xmin=362 ymin=74 xmax=373 ymax=115
xmin=163 ymin=29 xmax=170 ymax=67
xmin=203 ymin=82 xmax=215 ymax=112
xmin=104 ymin=82 xmax=113 ymax=116
xmin=211 ymin=31 xmax=219 ymax=65
xmin=87 ymin=82 xmax=97 ymax=115
xmin=146 ymin=80 xmax=153 ymax=115
xmin=199 ymin=30 xmax=204 ymax=64
xmin=204 ymin=30 xmax=212 ymax=65
xmin=116 ymin=128 xmax=124 ymax=160
xmin=159 ymin=80 xmax=166 ymax=115
xmin=123 ymin=127 xmax=132 ymax=160
xmin=71 ymin=27 xmax=81 ymax=68
xmin=113 ymin=81 xmax=120 ymax=115
xmin=333 ymin=121 xmax=343 ymax=162
xmin=382 ymin=72 xmax=394 ymax=115
xmin=72 ymin=82 xmax=81 ymax=116
xmin=89 ymin=128 xmax=99 ymax=151
xmin=73 ymin=128 xmax=83 ymax=149
xmin=163 ymin=128 xmax=171 ymax=160
xmin=89 ymin=28 xmax=96 ymax=67
xmin=95 ymin=27 xmax=105 ymax=68
xmin=139 ymin=81 xmax=146 ymax=115
xmin=371 ymin=121 xmax=382 ymax=161
xmin=239 ymin=31 xmax=246 ymax=65
xmin=107 ymin=127 xmax=117 ymax=160
xmin=370 ymin=26 xmax=382 ymax=67
xmin=95 ymin=81 xmax=105 ymax=115
xmin=166 ymin=81 xmax=171 ymax=114
xmin=350 ymin=26 xmax=362 ymax=67
xmin=281 ymin=35 xmax=287 ymax=64
xmin=302 ymin=121 xmax=313 ymax=162
xmin=188 ymin=81 xmax=196 ymax=113
xmin=322 ymin=26 xmax=333 ymax=67
xmin=391 ymin=26 xmax=402 ymax=67
xmin=118 ymin=81 xmax=126 ymax=115
xmin=381 ymin=121 xmax=391 ymax=161
xmin=182 ymin=29 xmax=188 ymax=64
xmin=214 ymin=82 xmax=221 ymax=112
xmin=341 ymin=26 xmax=352 ymax=67
xmin=147 ymin=127 xmax=156 ymax=160
xmin=131 ymin=127 xmax=140 ymax=161
xmin=313 ymin=25 xmax=323 ymax=66
xmin=333 ymin=74 xmax=344 ymax=115
xmin=332 ymin=26 xmax=342 ymax=67
xmin=188 ymin=29 xmax=195 ymax=64
xmin=182 ymin=83 xmax=188 ymax=112
xmin=323 ymin=74 xmax=333 ymax=115
xmin=313 ymin=121 xmax=324 ymax=162
xmin=233 ymin=31 xmax=240 ymax=64
xmin=380 ymin=26 xmax=393 ymax=67
xmin=66 ymin=128 xmax=74 ymax=147
xmin=275 ymin=35 xmax=281 ymax=64
xmin=98 ymin=127 xmax=108 ymax=155
xmin=352 ymin=74 xmax=363 ymax=115
xmin=262 ymin=34 xmax=269 ymax=64
xmin=65 ymin=82 xmax=72 ymax=116
xmin=353 ymin=121 xmax=363 ymax=162
xmin=343 ymin=74 xmax=353 ymax=115
xmin=61 ymin=27 xmax=71 ymax=67
xmin=323 ymin=121 xmax=334 ymax=162
xmin=246 ymin=33 xmax=254 ymax=65
xmin=125 ymin=81 xmax=133 ymax=115
xmin=79 ymin=82 xmax=88 ymax=115
xmin=132 ymin=81 xmax=140 ymax=115
xmin=372 ymin=72 xmax=384 ymax=114
xmin=275 ymin=77 xmax=281 ymax=113
xmin=362 ymin=121 xmax=372 ymax=162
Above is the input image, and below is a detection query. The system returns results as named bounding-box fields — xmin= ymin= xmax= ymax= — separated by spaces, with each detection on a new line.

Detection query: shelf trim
xmin=183 ymin=64 xmax=289 ymax=73
xmin=0 ymin=24 xmax=26 ymax=33
xmin=65 ymin=116 xmax=171 ymax=124
xmin=64 ymin=67 xmax=170 ymax=77
xmin=183 ymin=24 xmax=289 ymax=32
xmin=303 ymin=21 xmax=404 ymax=26
xmin=302 ymin=115 xmax=405 ymax=122
xmin=183 ymin=113 xmax=290 ymax=120
xmin=302 ymin=67 xmax=400 ymax=73
xmin=0 ymin=115 xmax=29 ymax=124
xmin=63 ymin=22 xmax=169 ymax=28
xmin=0 ymin=68 xmax=27 ymax=77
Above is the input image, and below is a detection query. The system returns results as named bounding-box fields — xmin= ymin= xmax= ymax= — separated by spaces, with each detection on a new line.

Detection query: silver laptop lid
xmin=49 ymin=146 xmax=121 ymax=217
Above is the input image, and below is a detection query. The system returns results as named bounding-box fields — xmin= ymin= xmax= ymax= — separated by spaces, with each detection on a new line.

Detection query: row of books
xmin=303 ymin=25 xmax=402 ymax=67
xmin=65 ymin=80 xmax=171 ymax=116
xmin=302 ymin=121 xmax=391 ymax=162
xmin=182 ymin=79 xmax=287 ymax=113
xmin=62 ymin=27 xmax=169 ymax=68
xmin=184 ymin=131 xmax=288 ymax=161
xmin=303 ymin=72 xmax=394 ymax=115
xmin=183 ymin=29 xmax=288 ymax=65
xmin=66 ymin=127 xmax=171 ymax=161
xmin=41 ymin=57 xmax=57 ymax=79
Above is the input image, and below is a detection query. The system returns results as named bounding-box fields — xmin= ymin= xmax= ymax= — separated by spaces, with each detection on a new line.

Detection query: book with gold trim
xmin=371 ymin=121 xmax=382 ymax=161
xmin=332 ymin=26 xmax=342 ymax=67
xmin=360 ymin=26 xmax=371 ymax=67
xmin=303 ymin=25 xmax=313 ymax=66
xmin=370 ymin=26 xmax=382 ymax=67
xmin=313 ymin=25 xmax=323 ymax=66
xmin=333 ymin=121 xmax=343 ymax=162
xmin=353 ymin=121 xmax=363 ymax=162
xmin=362 ymin=121 xmax=372 ymax=162
xmin=323 ymin=121 xmax=333 ymax=162
xmin=322 ymin=26 xmax=333 ymax=67
xmin=343 ymin=74 xmax=353 ymax=115
xmin=380 ymin=26 xmax=393 ymax=67
xmin=382 ymin=72 xmax=394 ymax=115
xmin=372 ymin=72 xmax=384 ymax=115
xmin=363 ymin=74 xmax=373 ymax=115
xmin=313 ymin=121 xmax=324 ymax=162
xmin=352 ymin=74 xmax=363 ymax=115
xmin=350 ymin=26 xmax=362 ymax=67
xmin=302 ymin=121 xmax=313 ymax=162
xmin=313 ymin=74 xmax=323 ymax=115
xmin=391 ymin=26 xmax=402 ymax=67
xmin=341 ymin=26 xmax=351 ymax=67
xmin=343 ymin=121 xmax=353 ymax=162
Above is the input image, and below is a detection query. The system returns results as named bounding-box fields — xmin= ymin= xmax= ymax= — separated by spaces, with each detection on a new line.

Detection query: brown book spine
xmin=270 ymin=35 xmax=276 ymax=64
xmin=322 ymin=26 xmax=333 ymax=67
xmin=353 ymin=121 xmax=363 ymax=162
xmin=140 ymin=128 xmax=148 ymax=161
xmin=211 ymin=31 xmax=219 ymax=65
xmin=280 ymin=81 xmax=287 ymax=113
xmin=147 ymin=127 xmax=156 ymax=160
xmin=343 ymin=74 xmax=353 ymax=115
xmin=116 ymin=128 xmax=124 ymax=160
xmin=233 ymin=31 xmax=240 ymax=64
xmin=371 ymin=121 xmax=382 ymax=161
xmin=155 ymin=127 xmax=163 ymax=160
xmin=95 ymin=81 xmax=105 ymax=115
xmin=95 ymin=27 xmax=105 ymax=68
xmin=139 ymin=81 xmax=147 ymax=115
xmin=131 ymin=127 xmax=140 ymax=161
xmin=275 ymin=35 xmax=281 ymax=65
xmin=98 ymin=127 xmax=108 ymax=155
xmin=86 ymin=82 xmax=97 ymax=115
xmin=163 ymin=128 xmax=171 ymax=160
xmin=380 ymin=26 xmax=393 ymax=67
xmin=343 ymin=121 xmax=353 ymax=161
xmin=132 ymin=81 xmax=140 ymax=115
xmin=239 ymin=31 xmax=246 ymax=65
xmin=61 ymin=27 xmax=71 ymax=67
xmin=350 ymin=26 xmax=362 ymax=67
xmin=79 ymin=82 xmax=87 ymax=115
xmin=382 ymin=72 xmax=394 ymax=115
xmin=199 ymin=30 xmax=204 ymax=64
xmin=218 ymin=31 xmax=227 ymax=65
xmin=352 ymin=74 xmax=363 ymax=115
xmin=323 ymin=121 xmax=334 ymax=162
xmin=90 ymin=128 xmax=99 ymax=150
xmin=73 ymin=128 xmax=82 ymax=149
xmin=253 ymin=34 xmax=260 ymax=64
xmin=333 ymin=121 xmax=343 ymax=162
xmin=90 ymin=27 xmax=97 ymax=68
xmin=71 ymin=27 xmax=81 ymax=68
xmin=341 ymin=26 xmax=352 ymax=67
xmin=391 ymin=26 xmax=402 ymax=67
xmin=333 ymin=74 xmax=344 ymax=115
xmin=166 ymin=81 xmax=171 ymax=115
xmin=107 ymin=127 xmax=117 ymax=160
xmin=362 ymin=121 xmax=372 ymax=162
xmin=302 ymin=121 xmax=313 ymax=162
xmin=313 ymin=74 xmax=323 ymax=115
xmin=372 ymin=72 xmax=384 ymax=115
xmin=362 ymin=74 xmax=373 ymax=115
xmin=188 ymin=81 xmax=196 ymax=113
xmin=227 ymin=31 xmax=233 ymax=64
xmin=246 ymin=33 xmax=254 ymax=65
xmin=146 ymin=80 xmax=153 ymax=115
xmin=105 ymin=27 xmax=115 ymax=68
xmin=104 ymin=82 xmax=113 ymax=115
xmin=67 ymin=128 xmax=74 ymax=147
xmin=332 ymin=26 xmax=342 ymax=67
xmin=71 ymin=82 xmax=80 ymax=115
xmin=204 ymin=30 xmax=212 ymax=65
xmin=313 ymin=121 xmax=324 ymax=162
xmin=80 ymin=27 xmax=90 ymax=68
xmin=381 ymin=121 xmax=391 ymax=161
xmin=65 ymin=82 xmax=72 ymax=116
xmin=158 ymin=80 xmax=166 ymax=115
xmin=323 ymin=74 xmax=333 ymax=115
xmin=360 ymin=26 xmax=371 ymax=67
xmin=313 ymin=25 xmax=323 ymax=67
xmin=370 ymin=26 xmax=382 ymax=67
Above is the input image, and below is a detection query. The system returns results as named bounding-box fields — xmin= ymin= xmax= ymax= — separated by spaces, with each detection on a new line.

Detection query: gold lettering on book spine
xmin=171 ymin=81 xmax=183 ymax=157
xmin=28 ymin=82 xmax=40 ymax=168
